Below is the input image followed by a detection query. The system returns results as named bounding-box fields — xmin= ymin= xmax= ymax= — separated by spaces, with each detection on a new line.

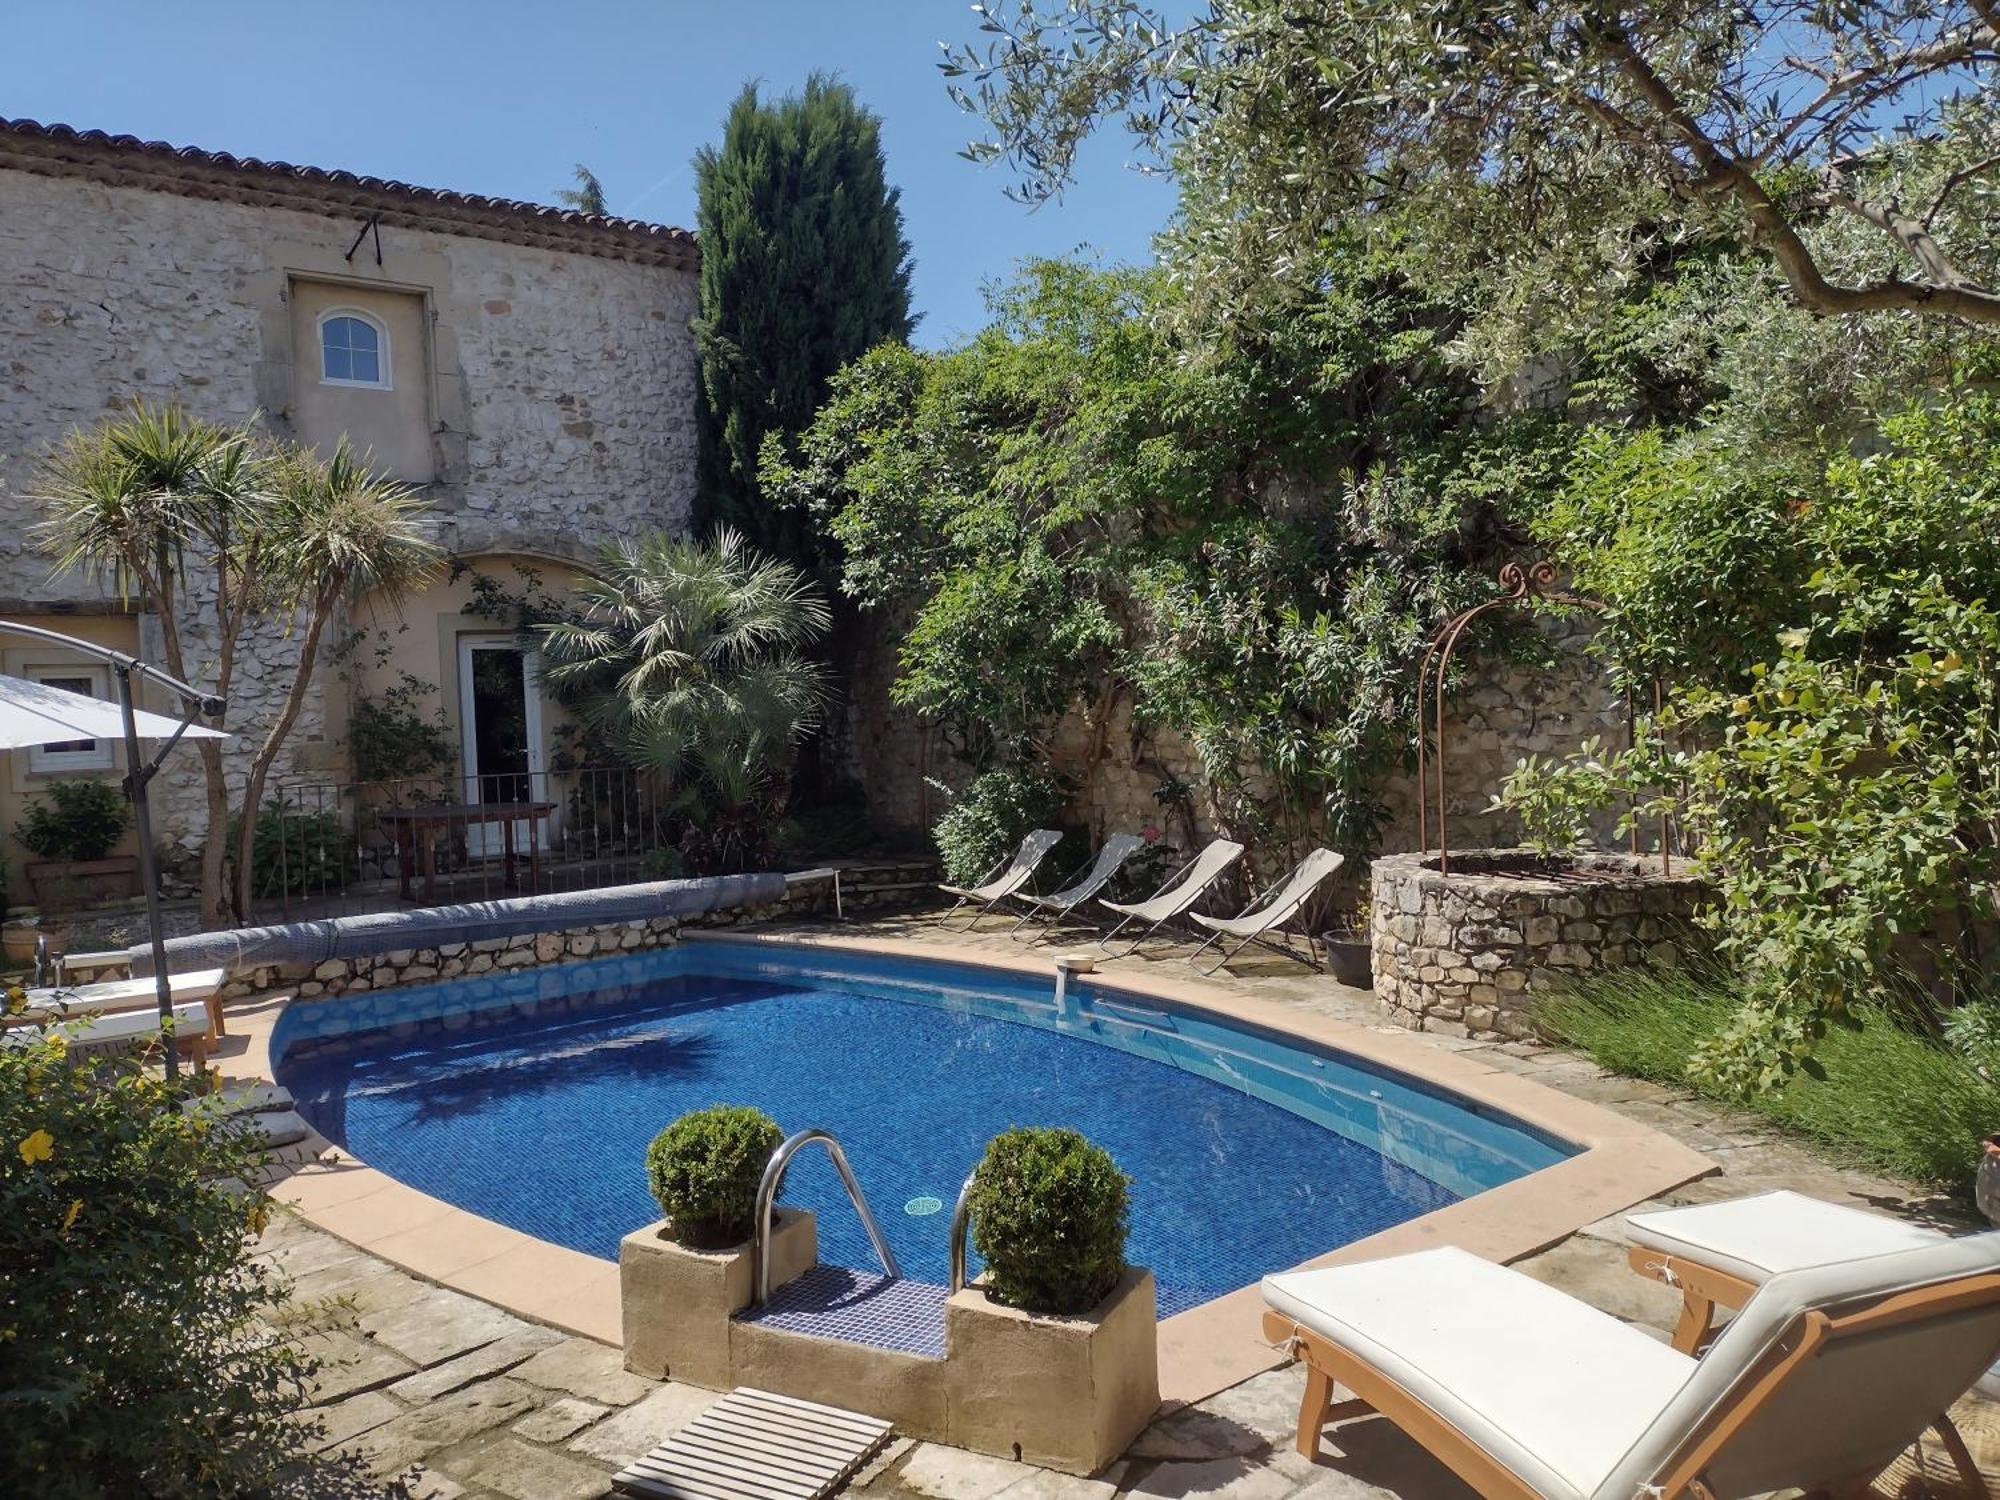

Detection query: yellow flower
xmin=60 ymin=1198 xmax=82 ymax=1236
xmin=246 ymin=1203 xmax=270 ymax=1236
xmin=4 ymin=985 xmax=25 ymax=1015
xmin=18 ymin=1129 xmax=54 ymax=1166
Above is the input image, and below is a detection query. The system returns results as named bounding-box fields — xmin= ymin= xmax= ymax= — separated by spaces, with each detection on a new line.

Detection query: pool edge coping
xmin=222 ymin=928 xmax=1718 ymax=1408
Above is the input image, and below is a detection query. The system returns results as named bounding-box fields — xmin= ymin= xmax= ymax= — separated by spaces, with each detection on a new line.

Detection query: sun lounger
xmin=1186 ymin=846 xmax=1344 ymax=974
xmin=23 ymin=967 xmax=228 ymax=1040
xmin=1263 ymin=1235 xmax=2000 ymax=1500
xmin=2 ymin=997 xmax=211 ymax=1069
xmin=937 ymin=828 xmax=1064 ymax=930
xmin=1007 ymin=833 xmax=1147 ymax=940
xmin=1097 ymin=838 xmax=1245 ymax=957
xmin=1626 ymin=1189 xmax=1982 ymax=1490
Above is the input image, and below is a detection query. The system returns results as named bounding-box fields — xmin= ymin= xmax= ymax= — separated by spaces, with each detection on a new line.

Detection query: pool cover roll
xmin=129 ymin=873 xmax=787 ymax=976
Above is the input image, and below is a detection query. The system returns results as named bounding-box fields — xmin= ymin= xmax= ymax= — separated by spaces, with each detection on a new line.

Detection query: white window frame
xmin=25 ymin=664 xmax=116 ymax=774
xmin=316 ymin=307 xmax=393 ymax=391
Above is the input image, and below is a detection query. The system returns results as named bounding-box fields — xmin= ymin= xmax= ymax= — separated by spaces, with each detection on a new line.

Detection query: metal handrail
xmin=753 ymin=1128 xmax=901 ymax=1304
xmin=948 ymin=1170 xmax=977 ymax=1293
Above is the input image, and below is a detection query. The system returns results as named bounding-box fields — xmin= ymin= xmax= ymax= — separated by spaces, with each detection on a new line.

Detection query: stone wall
xmin=836 ymin=610 xmax=1632 ymax=883
xmin=0 ymin=165 xmax=698 ymax=859
xmin=1369 ymin=850 xmax=1707 ymax=1040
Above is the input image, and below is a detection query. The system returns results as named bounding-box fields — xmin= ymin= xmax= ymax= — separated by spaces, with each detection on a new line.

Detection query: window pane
xmin=349 ymin=319 xmax=377 ymax=355
xmin=323 ymin=343 xmax=352 ymax=381
xmin=37 ymin=676 xmax=97 ymax=754
xmin=351 ymin=348 xmax=380 ymax=384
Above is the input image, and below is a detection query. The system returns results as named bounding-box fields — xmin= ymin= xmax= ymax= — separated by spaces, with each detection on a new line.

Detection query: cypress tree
xmin=692 ymin=74 xmax=915 ymax=564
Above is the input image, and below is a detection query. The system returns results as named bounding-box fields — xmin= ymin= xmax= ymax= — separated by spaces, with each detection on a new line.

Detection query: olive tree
xmin=943 ymin=1 xmax=2000 ymax=342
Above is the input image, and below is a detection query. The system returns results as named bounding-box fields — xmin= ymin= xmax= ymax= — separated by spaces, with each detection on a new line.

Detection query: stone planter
xmin=945 ymin=1267 xmax=1159 ymax=1475
xmin=619 ymin=1208 xmax=817 ymax=1387
xmin=1370 ymin=849 xmax=1707 ymax=1041
xmin=26 ymin=855 xmax=137 ymax=913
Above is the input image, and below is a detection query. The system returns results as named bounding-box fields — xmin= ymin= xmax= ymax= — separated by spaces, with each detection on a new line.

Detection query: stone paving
xmin=265 ymin=912 xmax=1985 ymax=1500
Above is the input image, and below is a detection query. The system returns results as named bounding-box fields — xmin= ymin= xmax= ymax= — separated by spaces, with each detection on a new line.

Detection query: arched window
xmin=318 ymin=310 xmax=390 ymax=389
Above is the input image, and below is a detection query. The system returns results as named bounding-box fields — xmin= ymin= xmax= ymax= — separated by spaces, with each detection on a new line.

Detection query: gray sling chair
xmin=1006 ymin=833 xmax=1148 ymax=941
xmin=937 ymin=827 xmax=1064 ymax=930
xmin=1097 ymin=838 xmax=1247 ymax=958
xmin=1186 ymin=846 xmax=1346 ymax=976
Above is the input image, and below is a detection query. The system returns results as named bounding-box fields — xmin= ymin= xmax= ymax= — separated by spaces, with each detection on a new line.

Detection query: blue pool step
xmin=735 ymin=1265 xmax=948 ymax=1359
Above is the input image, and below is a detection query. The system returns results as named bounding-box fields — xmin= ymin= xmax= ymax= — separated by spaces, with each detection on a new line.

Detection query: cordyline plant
xmin=33 ymin=400 xmax=441 ymax=925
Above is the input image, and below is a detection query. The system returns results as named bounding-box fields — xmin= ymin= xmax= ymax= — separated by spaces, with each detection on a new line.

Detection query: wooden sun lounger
xmin=1263 ymin=1237 xmax=2000 ymax=1500
xmin=22 ymin=967 xmax=229 ymax=1040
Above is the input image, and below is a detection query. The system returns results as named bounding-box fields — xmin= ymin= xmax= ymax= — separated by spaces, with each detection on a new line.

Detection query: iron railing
xmin=252 ymin=765 xmax=681 ymax=920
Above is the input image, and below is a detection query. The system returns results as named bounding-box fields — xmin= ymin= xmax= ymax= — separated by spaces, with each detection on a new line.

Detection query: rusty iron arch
xmin=1415 ymin=561 xmax=1667 ymax=875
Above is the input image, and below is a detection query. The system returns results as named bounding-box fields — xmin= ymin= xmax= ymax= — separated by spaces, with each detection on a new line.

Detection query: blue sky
xmin=4 ymin=0 xmax=1177 ymax=347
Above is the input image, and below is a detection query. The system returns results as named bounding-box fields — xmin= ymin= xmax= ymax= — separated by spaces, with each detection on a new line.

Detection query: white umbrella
xmin=0 ymin=673 xmax=229 ymax=749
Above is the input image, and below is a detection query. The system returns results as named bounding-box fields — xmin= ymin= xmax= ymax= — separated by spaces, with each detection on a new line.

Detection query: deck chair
xmin=937 ymin=828 xmax=1064 ymax=930
xmin=1007 ymin=833 xmax=1148 ymax=941
xmin=1096 ymin=838 xmax=1245 ymax=958
xmin=1186 ymin=847 xmax=1345 ymax=975
xmin=1624 ymin=1189 xmax=1983 ymax=1490
xmin=1263 ymin=1235 xmax=2000 ymax=1500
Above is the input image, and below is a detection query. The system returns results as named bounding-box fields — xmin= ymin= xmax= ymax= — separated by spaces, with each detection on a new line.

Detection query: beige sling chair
xmin=937 ymin=828 xmax=1064 ymax=930
xmin=1625 ymin=1189 xmax=1986 ymax=1494
xmin=1262 ymin=1234 xmax=2000 ymax=1500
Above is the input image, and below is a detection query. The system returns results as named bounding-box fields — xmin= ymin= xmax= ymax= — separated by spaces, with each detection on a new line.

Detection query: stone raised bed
xmin=1370 ymin=849 xmax=1706 ymax=1040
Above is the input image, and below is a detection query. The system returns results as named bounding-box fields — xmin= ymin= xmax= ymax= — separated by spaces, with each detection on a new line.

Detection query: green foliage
xmin=645 ymin=1105 xmax=783 ymax=1248
xmin=537 ymin=530 xmax=834 ymax=874
xmin=931 ymin=767 xmax=1068 ymax=887
xmin=765 ymin=253 xmax=1568 ymax=862
xmin=945 ymin=3 xmax=2000 ymax=344
xmin=554 ymin=163 xmax=608 ymax=217
xmin=234 ymin=803 xmax=352 ymax=900
xmin=694 ymin=73 xmax=914 ymax=564
xmin=967 ymin=1126 xmax=1130 ymax=1315
xmin=1538 ymin=965 xmax=2000 ymax=1189
xmin=1502 ymin=390 xmax=2000 ymax=1090
xmin=14 ymin=779 xmax=130 ymax=863
xmin=0 ymin=1011 xmax=317 ymax=1494
xmin=349 ymin=670 xmax=455 ymax=783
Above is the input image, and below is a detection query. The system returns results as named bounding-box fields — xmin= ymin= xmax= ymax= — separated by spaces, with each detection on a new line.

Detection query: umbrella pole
xmin=116 ymin=663 xmax=179 ymax=1083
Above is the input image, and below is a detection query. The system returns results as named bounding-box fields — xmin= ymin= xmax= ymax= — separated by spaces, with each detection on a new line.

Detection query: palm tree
xmin=537 ymin=529 xmax=832 ymax=870
xmin=36 ymin=406 xmax=439 ymax=922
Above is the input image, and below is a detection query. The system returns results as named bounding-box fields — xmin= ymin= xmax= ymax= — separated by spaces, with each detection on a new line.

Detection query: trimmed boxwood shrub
xmin=966 ymin=1125 xmax=1130 ymax=1315
xmin=646 ymin=1104 xmax=783 ymax=1248
xmin=15 ymin=778 xmax=130 ymax=863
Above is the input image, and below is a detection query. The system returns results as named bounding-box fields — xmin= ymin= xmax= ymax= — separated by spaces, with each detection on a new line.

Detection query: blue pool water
xmin=277 ymin=941 xmax=1573 ymax=1317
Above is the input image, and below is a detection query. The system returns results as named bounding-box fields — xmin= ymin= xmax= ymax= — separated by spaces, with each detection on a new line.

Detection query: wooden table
xmin=376 ymin=801 xmax=556 ymax=905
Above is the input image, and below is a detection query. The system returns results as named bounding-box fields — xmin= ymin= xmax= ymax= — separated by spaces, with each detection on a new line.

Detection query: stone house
xmin=0 ymin=118 xmax=701 ymax=901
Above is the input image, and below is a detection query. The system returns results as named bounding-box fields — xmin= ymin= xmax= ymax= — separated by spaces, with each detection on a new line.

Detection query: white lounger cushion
xmin=25 ymin=967 xmax=227 ymax=1013
xmin=1264 ymin=1247 xmax=1694 ymax=1500
xmin=1626 ymin=1189 xmax=1946 ymax=1284
xmin=2 ymin=998 xmax=208 ymax=1048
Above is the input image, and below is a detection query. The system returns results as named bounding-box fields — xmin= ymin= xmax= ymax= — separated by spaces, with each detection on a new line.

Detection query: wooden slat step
xmin=613 ymin=1387 xmax=893 ymax=1500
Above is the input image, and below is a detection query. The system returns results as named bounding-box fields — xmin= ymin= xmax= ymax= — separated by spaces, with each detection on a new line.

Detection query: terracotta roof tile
xmin=0 ymin=117 xmax=697 ymax=270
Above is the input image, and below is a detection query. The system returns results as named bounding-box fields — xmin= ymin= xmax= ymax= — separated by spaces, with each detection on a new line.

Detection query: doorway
xmin=456 ymin=636 xmax=546 ymax=858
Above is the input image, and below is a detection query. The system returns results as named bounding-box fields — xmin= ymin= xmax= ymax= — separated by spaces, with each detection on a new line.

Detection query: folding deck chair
xmin=1007 ymin=833 xmax=1147 ymax=941
xmin=1186 ymin=847 xmax=1345 ymax=975
xmin=1096 ymin=838 xmax=1245 ymax=958
xmin=936 ymin=828 xmax=1064 ymax=930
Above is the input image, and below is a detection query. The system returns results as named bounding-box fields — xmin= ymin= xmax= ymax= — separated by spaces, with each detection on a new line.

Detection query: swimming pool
xmin=274 ymin=938 xmax=1575 ymax=1317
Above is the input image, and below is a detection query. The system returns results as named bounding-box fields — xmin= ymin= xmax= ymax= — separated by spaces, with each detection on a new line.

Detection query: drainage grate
xmin=612 ymin=1386 xmax=893 ymax=1500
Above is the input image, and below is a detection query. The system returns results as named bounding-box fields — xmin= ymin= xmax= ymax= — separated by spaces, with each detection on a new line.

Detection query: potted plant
xmin=15 ymin=779 xmax=135 ymax=912
xmin=619 ymin=1104 xmax=814 ymax=1385
xmin=946 ymin=1126 xmax=1159 ymax=1474
xmin=1320 ymin=890 xmax=1373 ymax=989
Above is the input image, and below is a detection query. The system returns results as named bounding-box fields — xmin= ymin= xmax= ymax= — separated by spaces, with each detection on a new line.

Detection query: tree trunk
xmin=230 ymin=587 xmax=337 ymax=923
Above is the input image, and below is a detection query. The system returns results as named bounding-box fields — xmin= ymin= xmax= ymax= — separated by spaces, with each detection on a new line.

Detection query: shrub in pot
xmin=966 ymin=1125 xmax=1130 ymax=1314
xmin=646 ymin=1104 xmax=783 ymax=1248
xmin=14 ymin=778 xmax=135 ymax=910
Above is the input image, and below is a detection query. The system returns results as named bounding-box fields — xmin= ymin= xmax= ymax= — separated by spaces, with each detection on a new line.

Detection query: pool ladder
xmin=752 ymin=1128 xmax=901 ymax=1304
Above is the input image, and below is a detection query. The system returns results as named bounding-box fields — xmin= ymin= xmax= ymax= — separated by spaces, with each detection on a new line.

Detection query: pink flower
xmin=1142 ymin=825 xmax=1161 ymax=842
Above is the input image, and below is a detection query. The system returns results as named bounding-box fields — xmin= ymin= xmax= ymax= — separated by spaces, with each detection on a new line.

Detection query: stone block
xmin=945 ymin=1267 xmax=1158 ymax=1475
xmin=619 ymin=1209 xmax=816 ymax=1387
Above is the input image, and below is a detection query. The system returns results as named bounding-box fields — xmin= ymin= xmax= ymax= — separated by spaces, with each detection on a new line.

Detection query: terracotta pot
xmin=25 ymin=855 xmax=137 ymax=913
xmin=1977 ymin=1135 xmax=2000 ymax=1228
xmin=2 ymin=920 xmax=41 ymax=967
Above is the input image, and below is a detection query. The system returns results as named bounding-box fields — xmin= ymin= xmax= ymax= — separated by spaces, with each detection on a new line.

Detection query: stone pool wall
xmin=1370 ymin=850 xmax=1707 ymax=1040
xmin=220 ymin=857 xmax=943 ymax=1003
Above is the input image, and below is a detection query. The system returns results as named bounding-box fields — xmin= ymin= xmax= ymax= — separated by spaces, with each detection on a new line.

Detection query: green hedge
xmin=967 ymin=1126 xmax=1129 ymax=1314
xmin=646 ymin=1104 xmax=783 ymax=1247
